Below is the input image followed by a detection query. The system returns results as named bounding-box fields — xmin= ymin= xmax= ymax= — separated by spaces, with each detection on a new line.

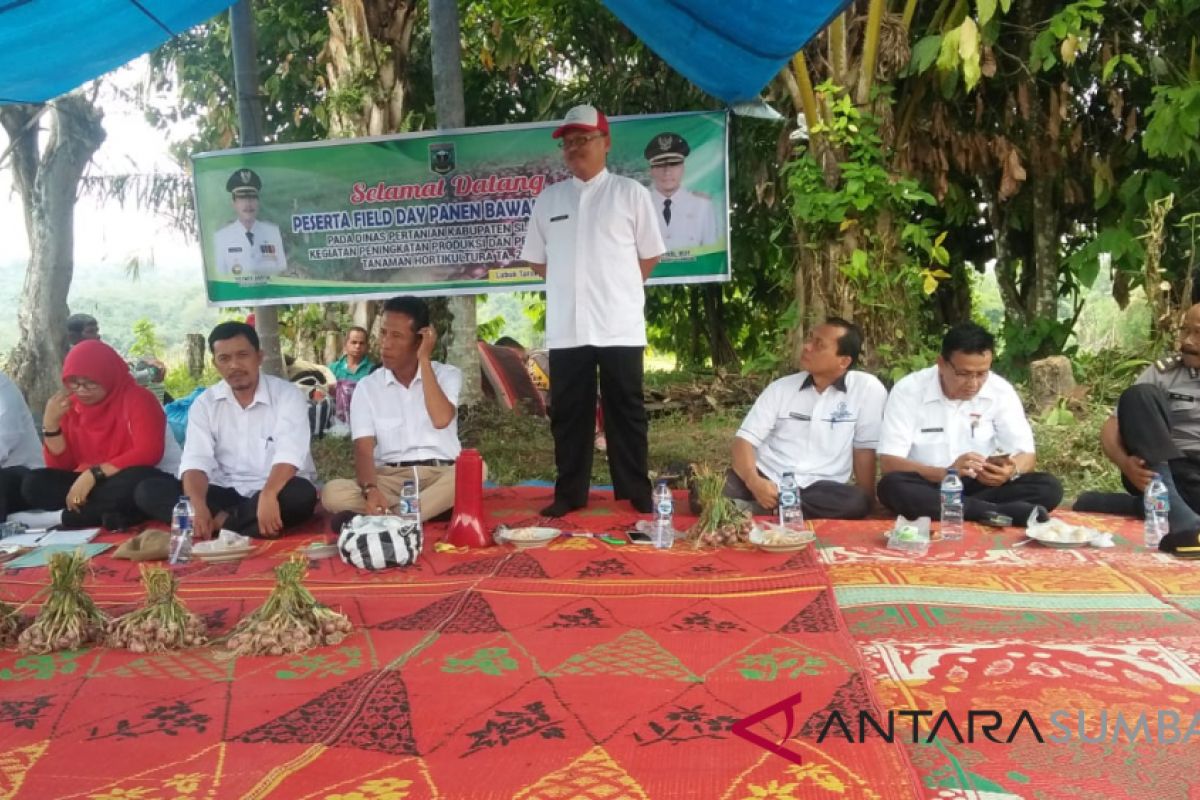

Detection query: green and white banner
xmin=192 ymin=111 xmax=730 ymax=307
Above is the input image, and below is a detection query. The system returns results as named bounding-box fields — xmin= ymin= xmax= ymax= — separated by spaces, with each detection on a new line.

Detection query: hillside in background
xmin=0 ymin=256 xmax=223 ymax=360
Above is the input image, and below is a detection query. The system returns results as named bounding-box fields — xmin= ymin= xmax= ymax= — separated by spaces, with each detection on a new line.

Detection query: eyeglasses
xmin=945 ymin=362 xmax=990 ymax=382
xmin=66 ymin=377 xmax=101 ymax=392
xmin=558 ymin=132 xmax=604 ymax=149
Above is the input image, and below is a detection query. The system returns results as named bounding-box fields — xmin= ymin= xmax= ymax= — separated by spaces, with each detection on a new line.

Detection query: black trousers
xmin=1116 ymin=383 xmax=1200 ymax=510
xmin=1 ymin=465 xmax=30 ymax=522
xmin=549 ymin=346 xmax=649 ymax=507
xmin=878 ymin=471 xmax=1063 ymax=525
xmin=133 ymin=474 xmax=317 ymax=539
xmin=21 ymin=466 xmax=168 ymax=529
xmin=722 ymin=468 xmax=871 ymax=519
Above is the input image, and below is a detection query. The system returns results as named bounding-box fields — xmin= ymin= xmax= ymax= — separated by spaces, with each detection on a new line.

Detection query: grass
xmin=311 ymin=382 xmax=1127 ymax=502
xmin=311 ymin=401 xmax=744 ymax=487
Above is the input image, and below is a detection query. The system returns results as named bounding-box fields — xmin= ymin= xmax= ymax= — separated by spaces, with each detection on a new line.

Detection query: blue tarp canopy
xmin=1 ymin=0 xmax=847 ymax=107
xmin=0 ymin=0 xmax=235 ymax=104
xmin=602 ymin=0 xmax=852 ymax=104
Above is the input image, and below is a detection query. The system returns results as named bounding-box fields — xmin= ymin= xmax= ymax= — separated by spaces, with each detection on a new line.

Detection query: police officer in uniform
xmin=1078 ymin=303 xmax=1200 ymax=547
xmin=643 ymin=133 xmax=719 ymax=256
xmin=213 ymin=169 xmax=287 ymax=280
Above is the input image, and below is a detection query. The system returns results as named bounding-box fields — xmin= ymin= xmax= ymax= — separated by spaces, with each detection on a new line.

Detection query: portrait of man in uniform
xmin=643 ymin=132 xmax=719 ymax=257
xmin=213 ymin=168 xmax=288 ymax=282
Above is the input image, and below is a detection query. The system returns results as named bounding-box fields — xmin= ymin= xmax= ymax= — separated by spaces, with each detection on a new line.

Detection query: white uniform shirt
xmin=736 ymin=370 xmax=887 ymax=487
xmin=214 ymin=219 xmax=287 ymax=277
xmin=650 ymin=187 xmax=718 ymax=253
xmin=520 ymin=169 xmax=666 ymax=349
xmin=349 ymin=362 xmax=463 ymax=463
xmin=878 ymin=365 xmax=1035 ymax=466
xmin=179 ymin=373 xmax=316 ymax=496
xmin=0 ymin=374 xmax=43 ymax=469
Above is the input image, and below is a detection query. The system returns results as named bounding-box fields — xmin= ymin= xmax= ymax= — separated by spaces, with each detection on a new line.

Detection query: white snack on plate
xmin=499 ymin=526 xmax=559 ymax=542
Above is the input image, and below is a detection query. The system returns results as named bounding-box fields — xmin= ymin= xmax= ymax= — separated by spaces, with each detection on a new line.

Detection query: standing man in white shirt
xmin=134 ymin=322 xmax=318 ymax=538
xmin=644 ymin=132 xmax=719 ymax=256
xmin=518 ymin=104 xmax=667 ymax=517
xmin=213 ymin=169 xmax=288 ymax=281
xmin=725 ymin=319 xmax=886 ymax=519
xmin=321 ymin=296 xmax=465 ymax=529
xmin=877 ymin=322 xmax=1063 ymax=526
xmin=0 ymin=373 xmax=43 ymax=522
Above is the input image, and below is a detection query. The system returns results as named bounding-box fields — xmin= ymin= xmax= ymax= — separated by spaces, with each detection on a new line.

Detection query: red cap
xmin=552 ymin=104 xmax=609 ymax=139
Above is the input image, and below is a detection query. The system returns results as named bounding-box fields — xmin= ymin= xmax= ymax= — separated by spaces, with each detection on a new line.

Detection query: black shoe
xmin=979 ymin=511 xmax=1013 ymax=528
xmin=540 ymin=500 xmax=584 ymax=518
xmin=101 ymin=512 xmax=131 ymax=532
xmin=995 ymin=502 xmax=1049 ymax=527
xmin=1160 ymin=529 xmax=1200 ymax=554
xmin=1073 ymin=491 xmax=1141 ymax=517
xmin=630 ymin=496 xmax=653 ymax=514
xmin=328 ymin=510 xmax=357 ymax=534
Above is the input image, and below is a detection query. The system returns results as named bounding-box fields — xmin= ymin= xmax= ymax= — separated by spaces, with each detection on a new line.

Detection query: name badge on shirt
xmin=550 ymin=214 xmax=569 ymax=222
xmin=788 ymin=412 xmax=811 ymax=421
xmin=228 ymin=246 xmax=244 ymax=253
xmin=920 ymin=427 xmax=944 ymax=433
xmin=260 ymin=244 xmax=276 ymax=254
xmin=1169 ymin=392 xmax=1195 ymax=403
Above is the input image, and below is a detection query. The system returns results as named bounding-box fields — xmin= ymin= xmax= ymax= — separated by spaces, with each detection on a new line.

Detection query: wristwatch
xmin=89 ymin=465 xmax=107 ymax=482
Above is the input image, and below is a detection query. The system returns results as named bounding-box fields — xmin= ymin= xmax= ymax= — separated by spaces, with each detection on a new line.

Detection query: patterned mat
xmin=0 ymin=487 xmax=923 ymax=800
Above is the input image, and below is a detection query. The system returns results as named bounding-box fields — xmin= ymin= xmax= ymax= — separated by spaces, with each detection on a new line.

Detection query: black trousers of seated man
xmin=0 ymin=465 xmax=30 ymax=522
xmin=722 ymin=468 xmax=872 ymax=519
xmin=133 ymin=474 xmax=317 ymax=538
xmin=877 ymin=470 xmax=1063 ymax=525
xmin=1112 ymin=383 xmax=1200 ymax=512
xmin=549 ymin=346 xmax=650 ymax=509
xmin=21 ymin=466 xmax=168 ymax=529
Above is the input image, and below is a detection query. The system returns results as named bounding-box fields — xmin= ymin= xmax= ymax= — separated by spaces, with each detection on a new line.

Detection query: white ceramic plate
xmin=749 ymin=523 xmax=815 ymax=552
xmin=193 ymin=544 xmax=256 ymax=562
xmin=497 ymin=527 xmax=560 ymax=549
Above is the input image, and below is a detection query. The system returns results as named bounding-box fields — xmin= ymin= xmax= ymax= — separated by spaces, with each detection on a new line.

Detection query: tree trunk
xmin=703 ymin=285 xmax=740 ymax=371
xmin=1 ymin=94 xmax=106 ymax=413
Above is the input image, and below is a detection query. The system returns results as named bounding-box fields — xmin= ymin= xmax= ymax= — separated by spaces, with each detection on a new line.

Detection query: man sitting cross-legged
xmin=135 ymin=322 xmax=318 ymax=538
xmin=321 ymin=296 xmax=472 ymax=531
xmin=721 ymin=318 xmax=887 ymax=519
xmin=1075 ymin=303 xmax=1200 ymax=550
xmin=877 ymin=322 xmax=1063 ymax=526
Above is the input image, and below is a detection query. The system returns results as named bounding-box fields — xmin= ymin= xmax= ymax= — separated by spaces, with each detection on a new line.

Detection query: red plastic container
xmin=447 ymin=448 xmax=492 ymax=547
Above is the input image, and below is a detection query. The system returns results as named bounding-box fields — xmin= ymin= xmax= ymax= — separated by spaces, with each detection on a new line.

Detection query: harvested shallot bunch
xmin=225 ymin=554 xmax=352 ymax=656
xmin=106 ymin=565 xmax=207 ymax=652
xmin=18 ymin=550 xmax=108 ymax=653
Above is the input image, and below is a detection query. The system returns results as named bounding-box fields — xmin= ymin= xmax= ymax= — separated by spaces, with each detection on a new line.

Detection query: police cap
xmin=644 ymin=132 xmax=690 ymax=166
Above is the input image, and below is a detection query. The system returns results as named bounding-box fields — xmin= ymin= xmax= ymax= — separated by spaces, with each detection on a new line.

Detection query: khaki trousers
xmin=321 ymin=463 xmax=484 ymax=521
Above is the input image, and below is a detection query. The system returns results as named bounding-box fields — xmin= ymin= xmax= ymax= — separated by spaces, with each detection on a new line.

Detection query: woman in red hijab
xmin=21 ymin=340 xmax=172 ymax=530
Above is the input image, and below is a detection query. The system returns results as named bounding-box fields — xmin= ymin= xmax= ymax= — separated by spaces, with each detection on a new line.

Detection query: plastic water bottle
xmin=1144 ymin=473 xmax=1170 ymax=548
xmin=940 ymin=469 xmax=964 ymax=541
xmin=168 ymin=495 xmax=194 ymax=565
xmin=399 ymin=480 xmax=422 ymax=532
xmin=652 ymin=479 xmax=675 ymax=549
xmin=778 ymin=472 xmax=805 ymax=530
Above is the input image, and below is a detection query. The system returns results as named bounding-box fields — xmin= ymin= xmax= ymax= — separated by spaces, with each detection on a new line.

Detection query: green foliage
xmin=128 ymin=318 xmax=163 ymax=358
xmin=1144 ymin=83 xmax=1200 ymax=164
xmin=162 ymin=362 xmax=220 ymax=401
xmin=1031 ymin=401 xmax=1125 ymax=497
xmin=785 ymin=82 xmax=944 ymax=366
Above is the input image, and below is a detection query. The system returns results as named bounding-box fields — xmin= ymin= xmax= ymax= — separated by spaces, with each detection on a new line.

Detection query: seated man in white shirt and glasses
xmin=321 ymin=296 xmax=466 ymax=531
xmin=134 ymin=321 xmax=318 ymax=538
xmin=876 ymin=322 xmax=1063 ymax=526
xmin=723 ymin=318 xmax=887 ymax=519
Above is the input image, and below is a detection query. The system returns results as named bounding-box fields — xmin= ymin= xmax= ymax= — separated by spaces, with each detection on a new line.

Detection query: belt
xmin=384 ymin=459 xmax=455 ymax=467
